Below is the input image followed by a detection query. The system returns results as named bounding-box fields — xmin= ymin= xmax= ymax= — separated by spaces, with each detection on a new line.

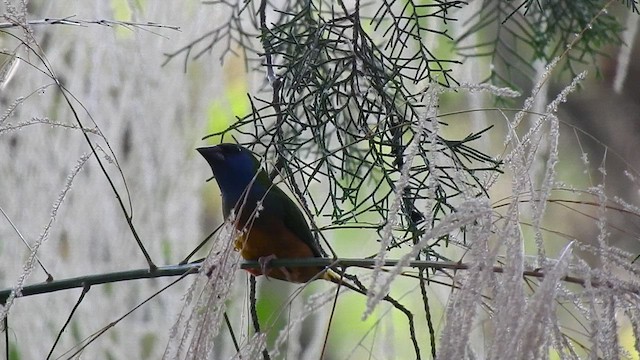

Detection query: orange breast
xmin=233 ymin=216 xmax=324 ymax=283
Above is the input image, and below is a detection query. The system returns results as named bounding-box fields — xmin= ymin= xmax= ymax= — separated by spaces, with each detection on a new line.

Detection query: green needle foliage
xmin=177 ymin=0 xmax=503 ymax=257
xmin=457 ymin=0 xmax=636 ymax=87
xmin=168 ymin=2 xmax=638 ymax=257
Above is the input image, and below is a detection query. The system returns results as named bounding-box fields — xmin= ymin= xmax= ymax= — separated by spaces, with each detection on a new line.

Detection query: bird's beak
xmin=196 ymin=146 xmax=224 ymax=162
xmin=197 ymin=146 xmax=222 ymax=182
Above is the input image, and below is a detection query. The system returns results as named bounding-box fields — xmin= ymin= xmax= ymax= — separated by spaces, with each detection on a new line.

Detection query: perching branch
xmin=2 ymin=257 xmax=636 ymax=304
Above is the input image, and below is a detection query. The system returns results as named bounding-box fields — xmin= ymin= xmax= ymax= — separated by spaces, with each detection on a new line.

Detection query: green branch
xmin=0 ymin=264 xmax=200 ymax=304
xmin=1 ymin=257 xmax=630 ymax=304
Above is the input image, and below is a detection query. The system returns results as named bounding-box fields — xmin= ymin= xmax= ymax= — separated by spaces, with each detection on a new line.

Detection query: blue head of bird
xmin=197 ymin=143 xmax=268 ymax=207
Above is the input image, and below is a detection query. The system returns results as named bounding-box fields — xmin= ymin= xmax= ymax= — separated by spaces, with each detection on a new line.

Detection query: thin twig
xmin=0 ymin=16 xmax=180 ymax=31
xmin=419 ymin=268 xmax=437 ymax=359
xmin=224 ymin=312 xmax=241 ymax=353
xmin=250 ymin=275 xmax=271 ymax=360
xmin=46 ymin=283 xmax=90 ymax=359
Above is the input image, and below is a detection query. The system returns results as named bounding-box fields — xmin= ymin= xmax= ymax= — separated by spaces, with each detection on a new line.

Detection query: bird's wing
xmin=273 ymin=187 xmax=324 ymax=258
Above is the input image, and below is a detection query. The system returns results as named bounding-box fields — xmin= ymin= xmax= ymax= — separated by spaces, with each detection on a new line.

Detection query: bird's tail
xmin=322 ymin=269 xmax=369 ymax=296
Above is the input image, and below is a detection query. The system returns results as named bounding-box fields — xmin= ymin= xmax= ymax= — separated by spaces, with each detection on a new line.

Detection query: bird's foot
xmin=258 ymin=254 xmax=276 ymax=280
xmin=257 ymin=254 xmax=291 ymax=281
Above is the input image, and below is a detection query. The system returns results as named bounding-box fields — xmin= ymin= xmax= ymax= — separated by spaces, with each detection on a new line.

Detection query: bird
xmin=197 ymin=143 xmax=357 ymax=286
xmin=197 ymin=144 xmax=422 ymax=359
